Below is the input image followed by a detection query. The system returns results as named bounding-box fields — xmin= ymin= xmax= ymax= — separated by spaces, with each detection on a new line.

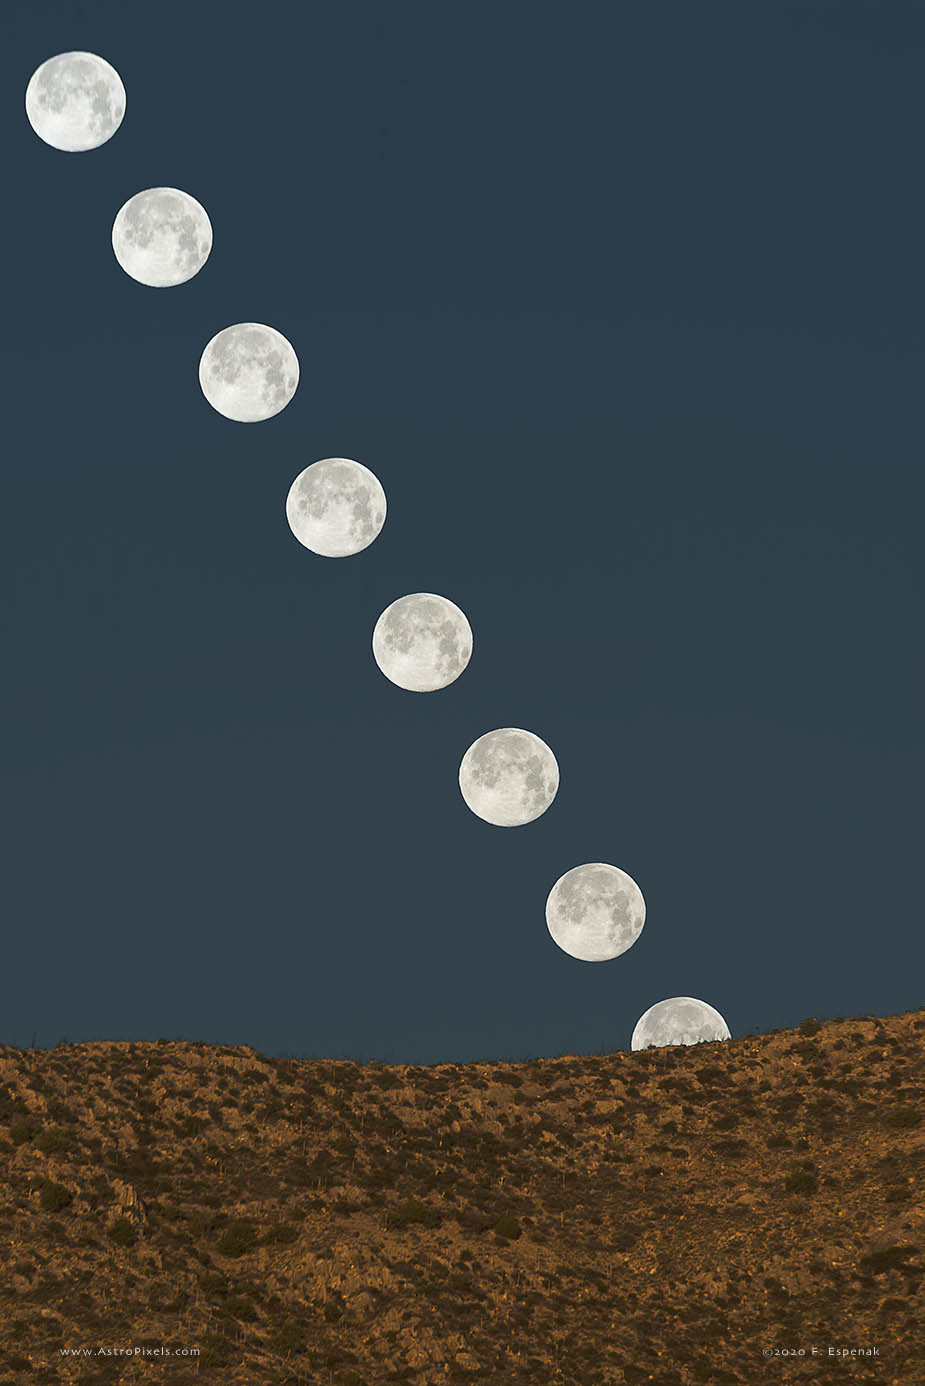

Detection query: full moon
xmin=112 ymin=188 xmax=212 ymax=287
xmin=458 ymin=728 xmax=559 ymax=827
xmin=199 ymin=323 xmax=299 ymax=422
xmin=372 ymin=593 xmax=472 ymax=691
xmin=26 ymin=52 xmax=125 ymax=152
xmin=546 ymin=863 xmax=645 ymax=962
xmin=287 ymin=458 xmax=386 ymax=558
xmin=631 ymin=997 xmax=731 ymax=1051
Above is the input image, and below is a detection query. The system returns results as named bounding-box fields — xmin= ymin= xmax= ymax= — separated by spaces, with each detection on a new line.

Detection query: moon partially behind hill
xmin=458 ymin=728 xmax=559 ymax=826
xmin=546 ymin=863 xmax=645 ymax=962
xmin=631 ymin=997 xmax=731 ymax=1051
xmin=287 ymin=458 xmax=386 ymax=557
xmin=112 ymin=188 xmax=212 ymax=287
xmin=26 ymin=51 xmax=125 ymax=151
xmin=199 ymin=323 xmax=299 ymax=422
xmin=372 ymin=593 xmax=472 ymax=691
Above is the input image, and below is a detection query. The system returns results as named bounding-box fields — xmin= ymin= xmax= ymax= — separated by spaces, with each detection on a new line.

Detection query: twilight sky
xmin=1 ymin=0 xmax=922 ymax=1063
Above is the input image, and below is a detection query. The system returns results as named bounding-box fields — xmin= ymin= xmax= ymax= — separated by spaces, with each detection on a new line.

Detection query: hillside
xmin=0 ymin=1009 xmax=922 ymax=1384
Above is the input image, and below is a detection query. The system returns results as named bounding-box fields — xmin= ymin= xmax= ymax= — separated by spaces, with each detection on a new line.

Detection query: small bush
xmin=224 ymin=1296 xmax=257 ymax=1321
xmin=269 ymin=1318 xmax=308 ymax=1354
xmin=493 ymin=1216 xmax=522 ymax=1240
xmin=198 ymin=1273 xmax=228 ymax=1295
xmin=107 ymin=1217 xmax=138 ymax=1247
xmin=309 ymin=1149 xmax=335 ymax=1175
xmin=372 ymin=1069 xmax=402 ymax=1089
xmin=9 ymin=1120 xmax=38 ymax=1146
xmin=885 ymin=1185 xmax=909 ymax=1203
xmin=799 ymin=1017 xmax=822 ymax=1037
xmin=385 ymin=1198 xmax=441 ymax=1230
xmin=217 ymin=1221 xmax=258 ymax=1257
xmin=337 ymin=1373 xmax=366 ymax=1386
xmin=187 ymin=1213 xmax=218 ymax=1239
xmin=39 ymin=1180 xmax=72 ymax=1213
xmin=785 ymin=1170 xmax=817 ymax=1196
xmin=323 ymin=1302 xmax=342 ymax=1322
xmin=198 ymin=1334 xmax=231 ymax=1368
xmin=261 ymin=1222 xmax=300 ymax=1245
xmin=886 ymin=1104 xmax=921 ymax=1129
xmin=34 ymin=1126 xmax=74 ymax=1155
xmin=713 ymin=1137 xmax=748 ymax=1158
xmin=860 ymin=1244 xmax=920 ymax=1275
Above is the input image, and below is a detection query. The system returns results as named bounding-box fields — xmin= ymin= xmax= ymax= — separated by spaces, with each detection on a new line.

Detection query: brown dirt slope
xmin=0 ymin=1008 xmax=922 ymax=1385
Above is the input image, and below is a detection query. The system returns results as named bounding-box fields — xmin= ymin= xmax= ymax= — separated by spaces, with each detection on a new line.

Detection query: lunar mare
xmin=287 ymin=458 xmax=386 ymax=557
xmin=546 ymin=862 xmax=645 ymax=962
xmin=26 ymin=51 xmax=125 ymax=151
xmin=199 ymin=323 xmax=299 ymax=422
xmin=631 ymin=997 xmax=731 ymax=1051
xmin=112 ymin=187 xmax=212 ymax=287
xmin=458 ymin=728 xmax=559 ymax=826
xmin=373 ymin=593 xmax=472 ymax=692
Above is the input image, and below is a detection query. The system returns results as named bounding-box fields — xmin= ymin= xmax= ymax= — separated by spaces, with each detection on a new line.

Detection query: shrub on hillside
xmin=224 ymin=1296 xmax=257 ymax=1321
xmin=885 ymin=1104 xmax=921 ymax=1129
xmin=859 ymin=1244 xmax=920 ymax=1275
xmin=493 ymin=1216 xmax=522 ymax=1240
xmin=217 ymin=1221 xmax=258 ymax=1257
xmin=35 ymin=1126 xmax=75 ymax=1154
xmin=198 ymin=1273 xmax=228 ymax=1296
xmin=107 ymin=1217 xmax=137 ymax=1247
xmin=799 ymin=1017 xmax=822 ymax=1036
xmin=261 ymin=1222 xmax=300 ymax=1245
xmin=386 ymin=1198 xmax=441 ymax=1230
xmin=268 ymin=1318 xmax=308 ymax=1355
xmin=38 ymin=1180 xmax=72 ymax=1213
xmin=785 ymin=1169 xmax=817 ymax=1196
xmin=198 ymin=1334 xmax=231 ymax=1368
xmin=9 ymin=1120 xmax=39 ymax=1146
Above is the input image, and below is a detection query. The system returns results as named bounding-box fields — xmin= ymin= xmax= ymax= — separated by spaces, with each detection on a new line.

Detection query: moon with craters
xmin=112 ymin=188 xmax=212 ymax=287
xmin=199 ymin=323 xmax=299 ymax=422
xmin=631 ymin=997 xmax=731 ymax=1051
xmin=373 ymin=593 xmax=472 ymax=692
xmin=546 ymin=863 xmax=645 ymax=962
xmin=459 ymin=728 xmax=558 ymax=826
xmin=26 ymin=51 xmax=125 ymax=152
xmin=287 ymin=458 xmax=386 ymax=557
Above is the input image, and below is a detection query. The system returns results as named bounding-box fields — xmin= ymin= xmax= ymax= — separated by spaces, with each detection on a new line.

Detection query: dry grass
xmin=0 ymin=1009 xmax=922 ymax=1383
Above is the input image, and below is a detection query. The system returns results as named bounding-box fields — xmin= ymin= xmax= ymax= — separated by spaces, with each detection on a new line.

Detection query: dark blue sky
xmin=2 ymin=1 xmax=921 ymax=1063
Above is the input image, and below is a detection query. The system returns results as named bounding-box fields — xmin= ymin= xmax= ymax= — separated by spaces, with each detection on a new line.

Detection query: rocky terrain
xmin=0 ymin=1008 xmax=922 ymax=1384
